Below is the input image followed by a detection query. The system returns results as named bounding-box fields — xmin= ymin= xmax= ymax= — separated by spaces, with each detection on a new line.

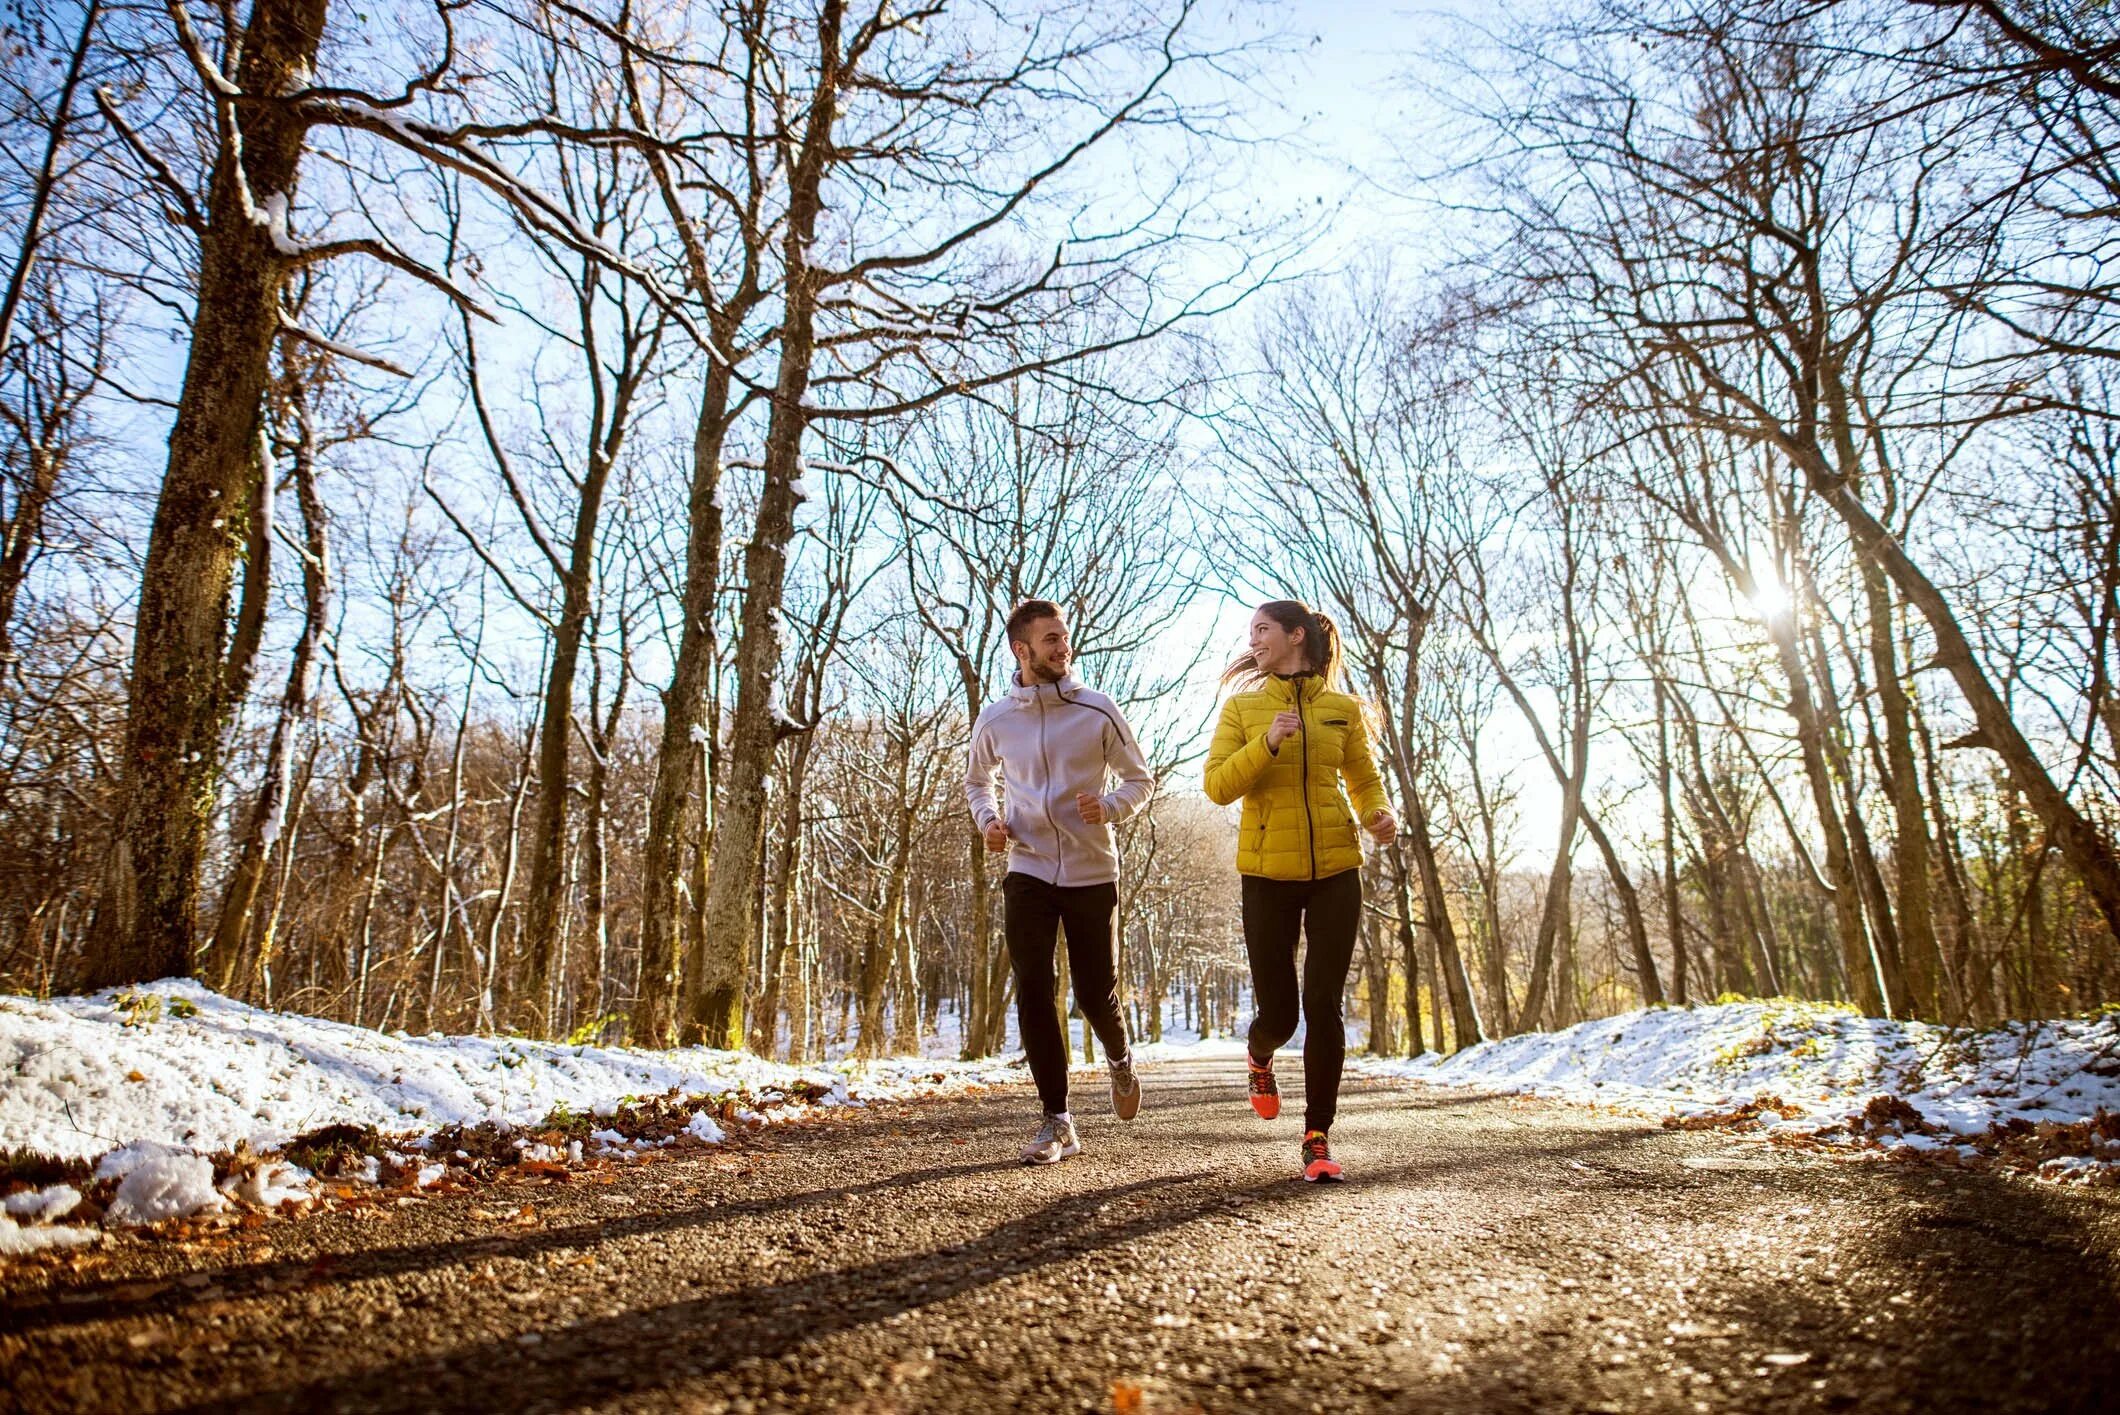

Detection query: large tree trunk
xmin=1358 ymin=903 xmax=1394 ymax=1055
xmin=211 ymin=374 xmax=328 ymax=994
xmin=518 ymin=437 xmax=621 ymax=1032
xmin=686 ymin=0 xmax=844 ymax=1047
xmin=1368 ymin=653 xmax=1481 ymax=1046
xmin=581 ymin=629 xmax=629 ymax=1036
xmin=634 ymin=353 xmax=734 ymax=1043
xmin=81 ymin=0 xmax=328 ymax=990
xmin=755 ymin=738 xmax=811 ymax=1055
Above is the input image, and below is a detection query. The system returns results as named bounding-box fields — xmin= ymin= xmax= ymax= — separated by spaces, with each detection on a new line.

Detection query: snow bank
xmin=0 ymin=979 xmax=1089 ymax=1233
xmin=0 ymin=979 xmax=1043 ymax=1168
xmin=1354 ymin=1000 xmax=2120 ymax=1178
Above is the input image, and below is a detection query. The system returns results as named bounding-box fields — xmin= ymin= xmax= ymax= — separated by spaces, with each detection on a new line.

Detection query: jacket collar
xmin=1264 ymin=672 xmax=1326 ymax=705
xmin=1010 ymin=670 xmax=1083 ymax=705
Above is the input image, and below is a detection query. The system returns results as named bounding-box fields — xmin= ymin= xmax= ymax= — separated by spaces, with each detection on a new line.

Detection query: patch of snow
xmin=220 ymin=1160 xmax=313 ymax=1208
xmin=684 ymin=1110 xmax=726 ymax=1144
xmin=95 ymin=1140 xmax=194 ymax=1182
xmin=3 ymin=1185 xmax=81 ymax=1224
xmin=0 ymin=1212 xmax=99 ymax=1254
xmin=108 ymin=1154 xmax=227 ymax=1226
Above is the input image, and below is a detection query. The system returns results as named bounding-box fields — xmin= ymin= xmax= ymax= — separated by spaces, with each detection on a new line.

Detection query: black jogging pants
xmin=1243 ymin=867 xmax=1362 ymax=1135
xmin=1005 ymin=871 xmax=1130 ymax=1116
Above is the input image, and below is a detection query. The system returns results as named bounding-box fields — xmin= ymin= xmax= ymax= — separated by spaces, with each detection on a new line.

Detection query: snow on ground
xmin=0 ymin=979 xmax=1251 ymax=1241
xmin=1353 ymin=999 xmax=2120 ymax=1183
xmin=0 ymin=979 xmax=1037 ymax=1166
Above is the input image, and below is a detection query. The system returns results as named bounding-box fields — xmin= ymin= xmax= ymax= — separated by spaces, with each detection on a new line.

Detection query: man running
xmin=966 ymin=599 xmax=1155 ymax=1164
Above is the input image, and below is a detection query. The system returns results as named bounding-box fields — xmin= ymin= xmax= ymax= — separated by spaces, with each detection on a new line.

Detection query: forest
xmin=1 ymin=0 xmax=2115 ymax=1060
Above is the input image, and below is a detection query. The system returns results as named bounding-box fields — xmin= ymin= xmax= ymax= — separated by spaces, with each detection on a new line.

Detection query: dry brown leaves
xmin=1661 ymin=1095 xmax=1803 ymax=1131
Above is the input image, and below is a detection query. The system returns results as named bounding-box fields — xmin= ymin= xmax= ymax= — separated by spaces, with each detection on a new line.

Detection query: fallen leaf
xmin=1111 ymin=1380 xmax=1144 ymax=1413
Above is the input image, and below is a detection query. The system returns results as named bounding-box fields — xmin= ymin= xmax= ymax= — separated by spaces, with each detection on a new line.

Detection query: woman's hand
xmin=1266 ymin=710 xmax=1302 ymax=752
xmin=1365 ymin=808 xmax=1398 ymax=845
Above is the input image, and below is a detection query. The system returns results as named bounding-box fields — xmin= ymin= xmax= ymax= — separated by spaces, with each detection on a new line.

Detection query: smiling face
xmin=1248 ymin=609 xmax=1307 ymax=678
xmin=1012 ymin=613 xmax=1072 ymax=684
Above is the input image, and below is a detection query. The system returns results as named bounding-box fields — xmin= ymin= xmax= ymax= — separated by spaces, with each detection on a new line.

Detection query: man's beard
xmin=1025 ymin=653 xmax=1067 ymax=684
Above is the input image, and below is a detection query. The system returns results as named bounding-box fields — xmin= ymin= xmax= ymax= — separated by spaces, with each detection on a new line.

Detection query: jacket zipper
xmin=1297 ymin=681 xmax=1317 ymax=881
xmin=1037 ymin=689 xmax=1062 ymax=885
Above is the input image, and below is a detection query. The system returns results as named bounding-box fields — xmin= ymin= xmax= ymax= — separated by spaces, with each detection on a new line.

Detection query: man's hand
xmin=1076 ymin=792 xmax=1107 ymax=826
xmin=1266 ymin=710 xmax=1302 ymax=751
xmin=983 ymin=819 xmax=1014 ymax=853
xmin=1365 ymin=808 xmax=1398 ymax=845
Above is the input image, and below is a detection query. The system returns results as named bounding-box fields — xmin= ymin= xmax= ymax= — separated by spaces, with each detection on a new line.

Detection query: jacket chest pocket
xmin=1310 ymin=716 xmax=1352 ymax=770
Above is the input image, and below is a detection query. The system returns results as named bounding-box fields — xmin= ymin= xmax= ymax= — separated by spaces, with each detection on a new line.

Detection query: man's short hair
xmin=1006 ymin=599 xmax=1063 ymax=647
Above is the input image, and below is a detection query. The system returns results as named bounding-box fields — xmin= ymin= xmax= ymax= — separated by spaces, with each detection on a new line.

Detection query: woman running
xmin=1204 ymin=600 xmax=1397 ymax=1182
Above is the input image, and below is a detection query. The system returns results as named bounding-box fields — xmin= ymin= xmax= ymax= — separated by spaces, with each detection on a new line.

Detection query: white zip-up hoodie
xmin=964 ymin=671 xmax=1155 ymax=887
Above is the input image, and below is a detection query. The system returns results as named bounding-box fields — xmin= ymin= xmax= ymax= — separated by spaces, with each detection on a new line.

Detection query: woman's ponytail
xmin=1310 ymin=611 xmax=1345 ymax=690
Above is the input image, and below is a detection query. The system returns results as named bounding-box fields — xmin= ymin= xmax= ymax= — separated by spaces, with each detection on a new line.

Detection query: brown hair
xmin=1222 ymin=599 xmax=1344 ymax=691
xmin=1005 ymin=599 xmax=1063 ymax=647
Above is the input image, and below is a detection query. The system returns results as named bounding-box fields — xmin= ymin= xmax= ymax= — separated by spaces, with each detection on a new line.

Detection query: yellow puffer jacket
xmin=1204 ymin=674 xmax=1391 ymax=881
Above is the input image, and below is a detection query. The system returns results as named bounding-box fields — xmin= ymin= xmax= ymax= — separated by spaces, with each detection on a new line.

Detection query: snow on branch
xmin=276 ymin=313 xmax=413 ymax=377
xmin=162 ymin=0 xmax=241 ymax=99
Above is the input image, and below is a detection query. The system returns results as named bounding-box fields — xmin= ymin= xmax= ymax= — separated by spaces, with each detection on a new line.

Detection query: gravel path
xmin=5 ymin=1058 xmax=2119 ymax=1413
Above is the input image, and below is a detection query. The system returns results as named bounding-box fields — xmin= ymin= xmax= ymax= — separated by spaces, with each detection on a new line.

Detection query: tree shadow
xmin=2 ymin=1158 xmax=1023 ymax=1334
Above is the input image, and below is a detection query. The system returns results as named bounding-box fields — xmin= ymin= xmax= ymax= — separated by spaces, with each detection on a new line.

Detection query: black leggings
xmin=1005 ymin=872 xmax=1130 ymax=1115
xmin=1243 ymin=868 xmax=1362 ymax=1134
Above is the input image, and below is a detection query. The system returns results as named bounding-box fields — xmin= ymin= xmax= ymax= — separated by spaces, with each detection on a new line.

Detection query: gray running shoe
xmin=1021 ymin=1112 xmax=1082 ymax=1165
xmin=1109 ymin=1053 xmax=1141 ymax=1121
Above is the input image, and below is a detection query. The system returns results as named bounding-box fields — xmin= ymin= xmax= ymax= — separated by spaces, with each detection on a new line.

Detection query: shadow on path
xmin=1 ymin=1158 xmax=1022 ymax=1335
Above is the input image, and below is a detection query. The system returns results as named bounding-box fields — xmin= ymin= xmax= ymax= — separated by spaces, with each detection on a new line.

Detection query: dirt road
xmin=5 ymin=1059 xmax=2118 ymax=1412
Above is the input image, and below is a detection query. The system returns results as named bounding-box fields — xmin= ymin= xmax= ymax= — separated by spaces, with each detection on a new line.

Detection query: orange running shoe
xmin=1301 ymin=1129 xmax=1343 ymax=1183
xmin=1246 ymin=1054 xmax=1280 ymax=1120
